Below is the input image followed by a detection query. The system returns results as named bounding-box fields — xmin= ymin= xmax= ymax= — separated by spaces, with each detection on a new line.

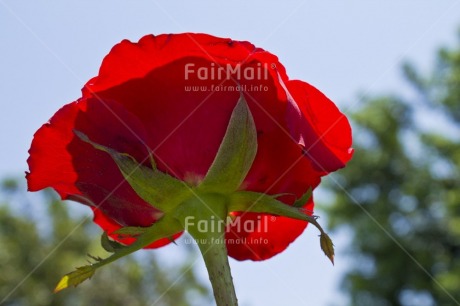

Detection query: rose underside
xmin=27 ymin=33 xmax=352 ymax=261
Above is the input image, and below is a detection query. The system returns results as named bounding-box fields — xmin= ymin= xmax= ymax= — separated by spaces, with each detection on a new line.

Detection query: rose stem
xmin=176 ymin=194 xmax=238 ymax=306
xmin=197 ymin=230 xmax=237 ymax=306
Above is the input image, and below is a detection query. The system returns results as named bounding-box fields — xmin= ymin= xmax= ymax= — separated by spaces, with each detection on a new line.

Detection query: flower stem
xmin=174 ymin=194 xmax=238 ymax=306
xmin=196 ymin=227 xmax=237 ymax=306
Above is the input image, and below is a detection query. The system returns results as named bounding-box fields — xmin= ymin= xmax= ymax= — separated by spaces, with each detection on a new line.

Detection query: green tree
xmin=0 ymin=178 xmax=211 ymax=306
xmin=326 ymin=33 xmax=460 ymax=305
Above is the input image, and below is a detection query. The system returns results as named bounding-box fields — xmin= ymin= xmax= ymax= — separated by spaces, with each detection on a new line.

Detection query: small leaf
xmin=101 ymin=232 xmax=125 ymax=253
xmin=55 ymin=215 xmax=183 ymax=292
xmin=320 ymin=233 xmax=335 ymax=265
xmin=293 ymin=187 xmax=312 ymax=208
xmin=199 ymin=94 xmax=257 ymax=192
xmin=54 ymin=265 xmax=95 ymax=293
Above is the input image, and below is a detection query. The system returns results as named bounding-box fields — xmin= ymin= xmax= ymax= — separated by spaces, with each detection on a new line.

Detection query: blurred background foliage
xmin=325 ymin=32 xmax=460 ymax=305
xmin=0 ymin=179 xmax=211 ymax=306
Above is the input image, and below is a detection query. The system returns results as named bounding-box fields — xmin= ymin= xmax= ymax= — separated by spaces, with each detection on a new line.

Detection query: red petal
xmin=27 ymin=102 xmax=81 ymax=197
xmin=85 ymin=33 xmax=284 ymax=95
xmin=226 ymin=198 xmax=314 ymax=261
xmin=285 ymin=80 xmax=353 ymax=173
xmin=27 ymin=97 xmax=162 ymax=227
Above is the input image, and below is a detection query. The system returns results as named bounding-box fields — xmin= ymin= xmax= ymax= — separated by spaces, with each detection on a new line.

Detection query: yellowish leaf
xmin=320 ymin=233 xmax=335 ymax=265
xmin=54 ymin=265 xmax=95 ymax=293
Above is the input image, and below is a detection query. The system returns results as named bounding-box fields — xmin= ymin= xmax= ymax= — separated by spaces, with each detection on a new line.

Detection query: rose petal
xmin=85 ymin=33 xmax=284 ymax=95
xmin=226 ymin=198 xmax=314 ymax=261
xmin=27 ymin=97 xmax=164 ymax=228
xmin=285 ymin=80 xmax=353 ymax=173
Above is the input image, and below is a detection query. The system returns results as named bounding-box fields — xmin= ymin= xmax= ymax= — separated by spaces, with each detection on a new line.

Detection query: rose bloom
xmin=27 ymin=33 xmax=352 ymax=261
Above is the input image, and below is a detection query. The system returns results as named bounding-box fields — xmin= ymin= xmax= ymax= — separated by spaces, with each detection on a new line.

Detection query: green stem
xmin=196 ymin=230 xmax=237 ymax=306
xmin=174 ymin=194 xmax=238 ymax=306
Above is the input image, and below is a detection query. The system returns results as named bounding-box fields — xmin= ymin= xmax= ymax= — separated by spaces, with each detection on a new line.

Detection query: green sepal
xmin=271 ymin=193 xmax=293 ymax=199
xmin=112 ymin=226 xmax=148 ymax=238
xmin=54 ymin=215 xmax=182 ymax=292
xmin=228 ymin=190 xmax=335 ymax=265
xmin=172 ymin=193 xmax=228 ymax=241
xmin=228 ymin=191 xmax=316 ymax=222
xmin=101 ymin=232 xmax=125 ymax=253
xmin=74 ymin=130 xmax=192 ymax=213
xmin=199 ymin=94 xmax=257 ymax=193
xmin=293 ymin=187 xmax=312 ymax=208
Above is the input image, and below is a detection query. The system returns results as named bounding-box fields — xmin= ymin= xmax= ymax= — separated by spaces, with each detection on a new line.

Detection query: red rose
xmin=27 ymin=33 xmax=352 ymax=261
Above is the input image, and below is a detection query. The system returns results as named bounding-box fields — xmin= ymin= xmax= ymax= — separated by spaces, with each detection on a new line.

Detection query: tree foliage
xmin=326 ymin=32 xmax=460 ymax=306
xmin=0 ymin=178 xmax=211 ymax=306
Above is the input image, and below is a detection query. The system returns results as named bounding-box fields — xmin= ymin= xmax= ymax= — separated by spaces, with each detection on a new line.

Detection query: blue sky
xmin=1 ymin=1 xmax=460 ymax=305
